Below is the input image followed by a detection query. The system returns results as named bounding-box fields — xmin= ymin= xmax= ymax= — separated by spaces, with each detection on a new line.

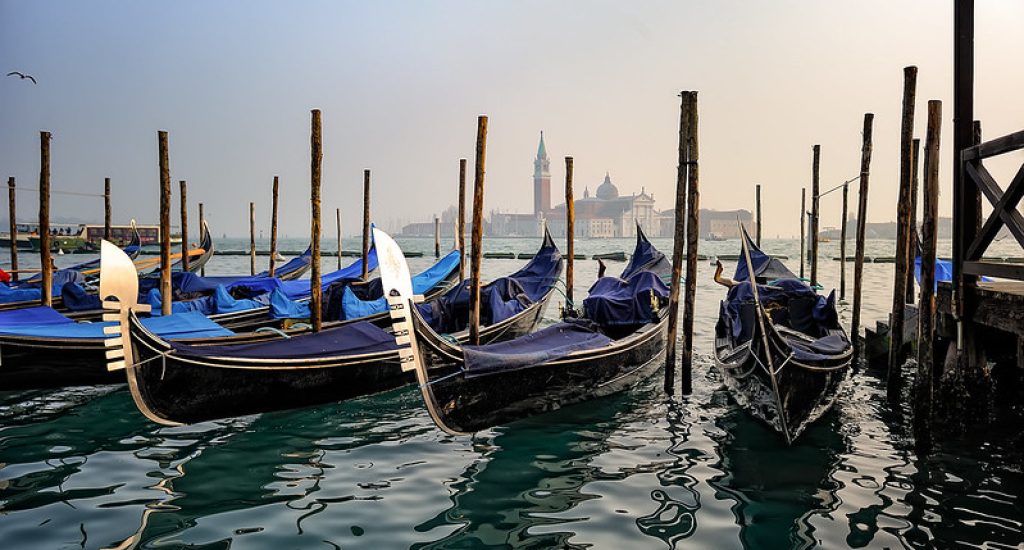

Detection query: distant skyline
xmin=2 ymin=1 xmax=1023 ymax=239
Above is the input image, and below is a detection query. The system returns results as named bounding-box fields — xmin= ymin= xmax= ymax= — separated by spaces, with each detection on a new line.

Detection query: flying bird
xmin=6 ymin=71 xmax=37 ymax=84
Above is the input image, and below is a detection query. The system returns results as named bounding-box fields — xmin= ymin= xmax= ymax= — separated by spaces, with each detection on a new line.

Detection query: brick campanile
xmin=533 ymin=131 xmax=551 ymax=215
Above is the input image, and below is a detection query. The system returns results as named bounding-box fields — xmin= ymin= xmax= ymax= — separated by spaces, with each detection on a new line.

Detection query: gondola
xmin=102 ymin=230 xmax=562 ymax=425
xmin=381 ymin=226 xmax=672 ymax=435
xmin=0 ymin=246 xmax=449 ymax=391
xmin=713 ymin=228 xmax=851 ymax=444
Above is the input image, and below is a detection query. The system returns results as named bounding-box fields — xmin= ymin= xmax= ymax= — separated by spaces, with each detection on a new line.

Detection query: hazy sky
xmin=2 ymin=1 xmax=1022 ymax=238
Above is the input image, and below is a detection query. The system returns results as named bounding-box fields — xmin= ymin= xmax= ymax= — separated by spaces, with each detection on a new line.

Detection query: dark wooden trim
xmin=962 ymin=129 xmax=1024 ymax=161
xmin=964 ymin=260 xmax=1024 ymax=281
xmin=965 ymin=161 xmax=1024 ymax=257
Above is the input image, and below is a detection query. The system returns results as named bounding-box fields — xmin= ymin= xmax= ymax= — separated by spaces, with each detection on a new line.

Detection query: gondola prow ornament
xmin=100 ymin=239 xmax=151 ymax=371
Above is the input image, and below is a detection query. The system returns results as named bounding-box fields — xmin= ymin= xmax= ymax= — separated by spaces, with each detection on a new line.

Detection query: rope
xmin=14 ymin=187 xmax=106 ymax=198
xmin=255 ymin=327 xmax=292 ymax=339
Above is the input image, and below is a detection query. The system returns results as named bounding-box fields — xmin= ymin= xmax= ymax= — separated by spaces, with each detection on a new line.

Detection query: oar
xmin=738 ymin=219 xmax=793 ymax=445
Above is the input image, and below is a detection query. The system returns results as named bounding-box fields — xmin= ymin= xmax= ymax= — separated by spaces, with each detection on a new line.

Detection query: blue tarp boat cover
xmin=62 ymin=282 xmax=103 ymax=311
xmin=0 ymin=310 xmax=233 ymax=340
xmin=732 ymin=229 xmax=798 ymax=283
xmin=146 ymin=285 xmax=269 ymax=316
xmin=270 ymin=288 xmax=310 ymax=319
xmin=461 ymin=320 xmax=612 ymax=377
xmin=169 ymin=320 xmax=397 ymax=359
xmin=0 ymin=270 xmax=87 ymax=304
xmin=0 ymin=305 xmax=75 ymax=326
xmin=720 ymin=279 xmax=841 ymax=344
xmin=583 ymin=271 xmax=669 ymax=326
xmin=621 ymin=229 xmax=672 ymax=280
xmin=277 ymin=247 xmax=379 ymax=300
xmin=784 ymin=332 xmax=851 ymax=362
xmin=338 ymin=250 xmax=460 ymax=321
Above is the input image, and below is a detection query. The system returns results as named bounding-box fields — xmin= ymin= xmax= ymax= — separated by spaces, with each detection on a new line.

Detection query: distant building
xmin=700 ymin=209 xmax=756 ymax=239
xmin=546 ymin=173 xmax=658 ymax=238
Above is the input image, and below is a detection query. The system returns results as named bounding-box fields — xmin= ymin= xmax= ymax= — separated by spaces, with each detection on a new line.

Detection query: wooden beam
xmin=336 ymin=208 xmax=342 ymax=270
xmin=361 ymin=169 xmax=371 ymax=281
xmin=665 ymin=91 xmax=689 ymax=393
xmin=840 ymin=182 xmax=848 ymax=301
xmin=965 ymin=162 xmax=1024 ymax=255
xmin=889 ymin=65 xmax=918 ymax=389
xmin=964 ymin=261 xmax=1024 ymax=281
xmin=961 ymin=129 xmax=1024 ymax=161
xmin=249 ymin=201 xmax=256 ymax=275
xmin=953 ymin=0 xmax=976 ymax=312
xmin=755 ymin=183 xmax=762 ymax=247
xmin=680 ymin=91 xmax=701 ymax=397
xmin=565 ymin=156 xmax=575 ymax=308
xmin=810 ymin=144 xmax=820 ymax=287
xmin=270 ymin=176 xmax=279 ymax=277
xmin=458 ymin=158 xmax=467 ymax=281
xmin=158 ymin=131 xmax=171 ymax=316
xmin=179 ymin=180 xmax=189 ymax=272
xmin=800 ymin=188 xmax=806 ymax=279
xmin=104 ymin=177 xmax=112 ymax=241
xmin=198 ymin=202 xmax=205 ymax=276
xmin=906 ymin=138 xmax=921 ymax=305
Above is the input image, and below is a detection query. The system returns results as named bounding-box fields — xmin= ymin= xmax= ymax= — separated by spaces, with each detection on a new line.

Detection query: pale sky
xmin=2 ymin=1 xmax=1022 ymax=238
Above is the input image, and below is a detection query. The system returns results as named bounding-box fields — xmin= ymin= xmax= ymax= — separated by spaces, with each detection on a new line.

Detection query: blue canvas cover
xmin=720 ymin=279 xmax=840 ymax=341
xmin=461 ymin=320 xmax=612 ymax=377
xmin=269 ymin=288 xmax=310 ymax=319
xmin=338 ymin=250 xmax=460 ymax=321
xmin=732 ymin=228 xmax=798 ymax=283
xmin=0 ymin=305 xmax=75 ymax=326
xmin=277 ymin=247 xmax=379 ymax=300
xmin=62 ymin=282 xmax=103 ymax=311
xmin=169 ymin=320 xmax=396 ymax=359
xmin=146 ymin=285 xmax=269 ymax=316
xmin=620 ymin=227 xmax=672 ymax=280
xmin=583 ymin=271 xmax=669 ymax=326
xmin=0 ymin=311 xmax=233 ymax=340
xmin=253 ymin=246 xmax=312 ymax=278
xmin=785 ymin=332 xmax=850 ymax=362
xmin=0 ymin=270 xmax=88 ymax=304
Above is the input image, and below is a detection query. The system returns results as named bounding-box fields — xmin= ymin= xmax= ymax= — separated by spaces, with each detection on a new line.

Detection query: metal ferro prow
xmin=99 ymin=240 xmax=151 ymax=371
xmin=374 ymin=227 xmax=423 ymax=373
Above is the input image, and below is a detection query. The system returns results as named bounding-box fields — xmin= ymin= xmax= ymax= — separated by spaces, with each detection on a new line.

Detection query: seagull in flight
xmin=6 ymin=71 xmax=37 ymax=84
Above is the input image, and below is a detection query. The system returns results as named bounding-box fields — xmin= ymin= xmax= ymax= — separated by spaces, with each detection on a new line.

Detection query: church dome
xmin=596 ymin=172 xmax=619 ymax=200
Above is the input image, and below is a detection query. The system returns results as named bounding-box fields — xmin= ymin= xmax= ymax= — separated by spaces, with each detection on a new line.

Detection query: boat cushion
xmin=583 ymin=271 xmax=669 ymax=327
xmin=169 ymin=320 xmax=397 ymax=359
xmin=461 ymin=320 xmax=612 ymax=377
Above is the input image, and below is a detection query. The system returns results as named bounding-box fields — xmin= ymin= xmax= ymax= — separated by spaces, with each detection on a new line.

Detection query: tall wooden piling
xmin=104 ymin=177 xmax=112 ymax=241
xmin=889 ymin=66 xmax=918 ymax=389
xmin=39 ymin=132 xmax=52 ymax=307
xmin=269 ymin=176 xmax=279 ymax=277
xmin=914 ymin=100 xmax=942 ymax=452
xmin=249 ymin=202 xmax=256 ymax=275
xmin=680 ymin=91 xmax=701 ymax=396
xmin=755 ymin=183 xmax=762 ymax=247
xmin=840 ymin=182 xmax=849 ymax=301
xmin=458 ymin=158 xmax=467 ymax=281
xmin=852 ymin=114 xmax=875 ymax=365
xmin=7 ymin=177 xmax=18 ymax=282
xmin=665 ymin=93 xmax=688 ymax=393
xmin=810 ymin=145 xmax=821 ymax=287
xmin=565 ymin=156 xmax=575 ymax=308
xmin=800 ymin=188 xmax=806 ymax=279
xmin=198 ymin=202 xmax=205 ymax=276
xmin=906 ymin=139 xmax=921 ymax=304
xmin=434 ymin=216 xmax=440 ymax=258
xmin=336 ymin=208 xmax=342 ymax=270
xmin=179 ymin=180 xmax=189 ymax=273
xmin=361 ymin=169 xmax=371 ymax=281
xmin=310 ymin=110 xmax=323 ymax=332
xmin=469 ymin=116 xmax=488 ymax=346
xmin=158 ymin=131 xmax=171 ymax=316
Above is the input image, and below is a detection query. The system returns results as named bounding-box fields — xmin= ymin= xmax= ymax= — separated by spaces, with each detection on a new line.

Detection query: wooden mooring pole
xmin=755 ymin=183 xmax=762 ymax=247
xmin=468 ymin=115 xmax=488 ymax=345
xmin=249 ymin=202 xmax=256 ymax=275
xmin=851 ymin=113 xmax=874 ymax=366
xmin=434 ymin=216 xmax=440 ymax=258
xmin=840 ymin=182 xmax=849 ymax=301
xmin=665 ymin=93 xmax=688 ymax=393
xmin=680 ymin=91 xmax=701 ymax=396
xmin=270 ymin=176 xmax=279 ymax=277
xmin=198 ymin=202 xmax=205 ymax=276
xmin=565 ymin=156 xmax=575 ymax=308
xmin=914 ymin=99 xmax=942 ymax=453
xmin=179 ymin=180 xmax=189 ymax=273
xmin=104 ymin=177 xmax=112 ymax=241
xmin=906 ymin=138 xmax=921 ymax=304
xmin=361 ymin=169 xmax=371 ymax=281
xmin=7 ymin=177 xmax=18 ymax=282
xmin=810 ymin=145 xmax=821 ymax=287
xmin=889 ymin=65 xmax=918 ymax=392
xmin=458 ymin=158 xmax=467 ymax=281
xmin=310 ymin=109 xmax=323 ymax=332
xmin=336 ymin=208 xmax=342 ymax=270
xmin=39 ymin=132 xmax=52 ymax=307
xmin=158 ymin=131 xmax=171 ymax=316
xmin=800 ymin=188 xmax=806 ymax=279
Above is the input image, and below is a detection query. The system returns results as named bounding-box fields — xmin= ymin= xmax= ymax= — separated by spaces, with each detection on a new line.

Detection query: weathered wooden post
xmin=179 ymin=180 xmax=189 ymax=272
xmin=840 ymin=182 xmax=848 ymax=301
xmin=39 ymin=132 xmax=52 ymax=307
xmin=852 ymin=113 xmax=874 ymax=365
xmin=434 ymin=216 xmax=440 ymax=258
xmin=310 ymin=109 xmax=323 ymax=332
xmin=755 ymin=183 xmax=762 ymax=247
xmin=665 ymin=93 xmax=688 ymax=393
xmin=158 ymin=131 xmax=171 ymax=316
xmin=7 ymin=177 xmax=18 ymax=282
xmin=906 ymin=138 xmax=921 ymax=304
xmin=249 ymin=202 xmax=256 ymax=275
xmin=458 ymin=158 xmax=467 ymax=281
xmin=198 ymin=202 xmax=205 ymax=276
xmin=810 ymin=144 xmax=821 ymax=287
xmin=469 ymin=115 xmax=488 ymax=345
xmin=889 ymin=65 xmax=918 ymax=391
xmin=565 ymin=156 xmax=575 ymax=308
xmin=800 ymin=188 xmax=806 ymax=279
xmin=104 ymin=177 xmax=112 ymax=241
xmin=336 ymin=208 xmax=342 ymax=270
xmin=269 ymin=176 xmax=279 ymax=277
xmin=680 ymin=91 xmax=701 ymax=396
xmin=361 ymin=170 xmax=371 ymax=280
xmin=914 ymin=99 xmax=942 ymax=452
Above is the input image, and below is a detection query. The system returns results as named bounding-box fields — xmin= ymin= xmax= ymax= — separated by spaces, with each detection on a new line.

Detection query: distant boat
xmin=705 ymin=232 xmax=727 ymax=241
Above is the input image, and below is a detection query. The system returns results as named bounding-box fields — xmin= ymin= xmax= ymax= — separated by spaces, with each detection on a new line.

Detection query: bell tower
xmin=533 ymin=132 xmax=551 ymax=215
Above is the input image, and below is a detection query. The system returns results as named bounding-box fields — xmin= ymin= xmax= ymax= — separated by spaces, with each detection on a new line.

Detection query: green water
xmin=1 ymin=237 xmax=1022 ymax=549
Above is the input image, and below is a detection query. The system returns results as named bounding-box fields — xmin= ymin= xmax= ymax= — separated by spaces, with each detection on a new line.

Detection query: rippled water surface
xmin=2 ymin=237 xmax=1022 ymax=549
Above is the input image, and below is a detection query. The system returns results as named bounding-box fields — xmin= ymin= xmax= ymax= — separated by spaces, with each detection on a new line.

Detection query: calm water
xmin=1 ymin=237 xmax=1022 ymax=549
